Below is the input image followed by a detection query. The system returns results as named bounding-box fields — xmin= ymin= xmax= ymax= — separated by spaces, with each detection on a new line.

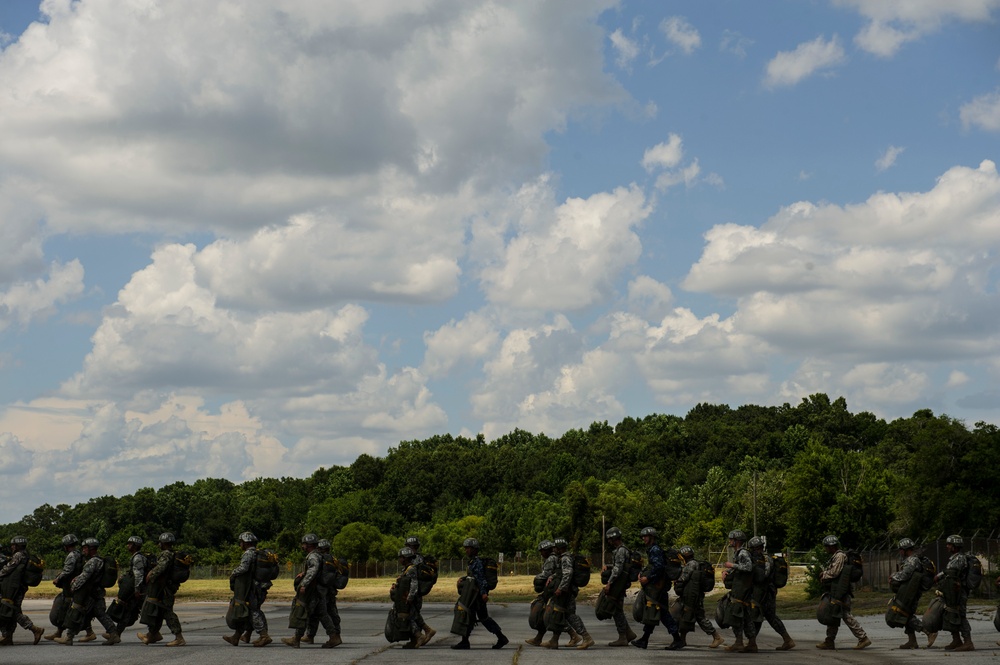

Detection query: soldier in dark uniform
xmin=674 ymin=545 xmax=724 ymax=649
xmin=889 ymin=538 xmax=934 ymax=649
xmin=721 ymin=529 xmax=758 ymax=652
xmin=630 ymin=526 xmax=681 ymax=650
xmin=0 ymin=536 xmax=45 ymax=645
xmin=815 ymin=535 xmax=870 ymax=650
xmin=452 ymin=537 xmax=508 ymax=650
xmin=602 ymin=527 xmax=637 ymax=647
xmin=45 ymin=535 xmax=95 ymax=642
xmin=112 ymin=535 xmax=147 ymax=640
xmin=936 ymin=534 xmax=974 ymax=652
xmin=282 ymin=533 xmax=336 ymax=648
xmin=303 ymin=538 xmax=341 ymax=647
xmin=138 ymin=532 xmax=185 ymax=647
xmin=52 ymin=538 xmax=120 ymax=645
xmin=748 ymin=536 xmax=795 ymax=650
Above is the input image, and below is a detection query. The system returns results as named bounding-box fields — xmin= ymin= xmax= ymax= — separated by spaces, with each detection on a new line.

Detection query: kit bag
xmin=529 ymin=595 xmax=547 ymax=629
xmin=171 ymin=551 xmax=194 ymax=584
xmin=699 ymin=561 xmax=716 ymax=593
xmin=715 ymin=593 xmax=731 ymax=629
xmin=481 ymin=557 xmax=499 ymax=590
xmin=573 ymin=554 xmax=591 ymax=587
xmin=772 ymin=554 xmax=790 ymax=588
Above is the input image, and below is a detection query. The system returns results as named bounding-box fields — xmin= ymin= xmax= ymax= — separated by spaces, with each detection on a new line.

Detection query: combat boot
xmin=0 ymin=634 xmax=11 ymax=646
xmin=301 ymin=634 xmax=314 ymax=644
xmin=44 ymin=628 xmax=63 ymax=641
xmin=53 ymin=633 xmax=74 ymax=645
xmin=79 ymin=628 xmax=97 ymax=643
xmin=630 ymin=634 xmax=649 ymax=649
xmin=710 ymin=631 xmax=725 ymax=648
xmin=944 ymin=633 xmax=962 ymax=651
xmin=31 ymin=626 xmax=44 ymax=644
xmin=102 ymin=631 xmax=121 ymax=646
xmin=608 ymin=631 xmax=629 ymax=647
xmin=281 ymin=635 xmax=301 ymax=648
xmin=854 ymin=636 xmax=871 ymax=650
xmin=575 ymin=631 xmax=595 ymax=649
xmin=165 ymin=633 xmax=186 ymax=647
xmin=241 ymin=629 xmax=252 ymax=643
xmin=525 ymin=629 xmax=546 ymax=646
xmin=492 ymin=633 xmax=509 ymax=649
xmin=741 ymin=636 xmax=759 ymax=653
xmin=252 ymin=631 xmax=272 ymax=647
xmin=776 ymin=631 xmax=795 ymax=650
xmin=401 ymin=635 xmax=419 ymax=649
xmin=541 ymin=632 xmax=561 ymax=649
xmin=815 ymin=637 xmax=835 ymax=650
xmin=666 ymin=632 xmax=685 ymax=650
xmin=222 ymin=628 xmax=242 ymax=645
xmin=725 ymin=635 xmax=745 ymax=652
xmin=899 ymin=633 xmax=918 ymax=649
xmin=417 ymin=625 xmax=436 ymax=647
xmin=322 ymin=633 xmax=342 ymax=648
xmin=954 ymin=637 xmax=975 ymax=652
xmin=451 ymin=637 xmax=471 ymax=649
xmin=626 ymin=626 xmax=637 ymax=641
xmin=566 ymin=628 xmax=581 ymax=647
xmin=926 ymin=631 xmax=937 ymax=647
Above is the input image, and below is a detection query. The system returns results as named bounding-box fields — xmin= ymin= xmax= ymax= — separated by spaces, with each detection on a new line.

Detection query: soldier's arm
xmin=55 ymin=552 xmax=77 ymax=584
xmin=0 ymin=551 xmax=25 ymax=578
xmin=677 ymin=559 xmax=696 ymax=584
xmin=300 ymin=554 xmax=320 ymax=588
xmin=820 ymin=551 xmax=845 ymax=581
xmin=147 ymin=550 xmax=172 ymax=582
xmin=558 ymin=555 xmax=573 ymax=590
xmin=70 ymin=558 xmax=99 ymax=592
xmin=608 ymin=547 xmax=626 ymax=584
xmin=470 ymin=558 xmax=489 ymax=595
xmin=405 ymin=564 xmax=420 ymax=602
xmin=231 ymin=549 xmax=254 ymax=578
xmin=731 ymin=550 xmax=753 ymax=573
xmin=132 ymin=554 xmax=147 ymax=593
xmin=647 ymin=547 xmax=665 ymax=583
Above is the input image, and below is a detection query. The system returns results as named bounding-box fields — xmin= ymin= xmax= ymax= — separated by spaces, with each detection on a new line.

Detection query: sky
xmin=1 ymin=0 xmax=999 ymax=520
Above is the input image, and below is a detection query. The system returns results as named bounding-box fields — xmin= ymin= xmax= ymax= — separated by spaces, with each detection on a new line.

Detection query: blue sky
xmin=1 ymin=0 xmax=999 ymax=519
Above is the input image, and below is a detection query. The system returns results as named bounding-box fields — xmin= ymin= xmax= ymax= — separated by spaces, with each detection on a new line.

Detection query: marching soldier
xmin=631 ymin=526 xmax=681 ymax=650
xmin=0 ymin=536 xmax=45 ymax=645
xmin=889 ymin=538 xmax=934 ymax=649
xmin=541 ymin=538 xmax=593 ymax=649
xmin=282 ymin=534 xmax=337 ymax=648
xmin=452 ymin=537 xmax=508 ymax=650
xmin=602 ymin=527 xmax=637 ymax=647
xmin=749 ymin=536 xmax=795 ymax=650
xmin=138 ymin=532 xmax=185 ymax=647
xmin=46 ymin=535 xmax=95 ymax=643
xmin=815 ymin=535 xmax=870 ymax=650
xmin=674 ymin=545 xmax=724 ymax=649
xmin=936 ymin=534 xmax=974 ymax=652
xmin=721 ymin=529 xmax=758 ymax=652
xmin=112 ymin=536 xmax=147 ymax=640
xmin=402 ymin=537 xmax=435 ymax=646
xmin=223 ymin=531 xmax=271 ymax=647
xmin=52 ymin=538 xmax=120 ymax=646
xmin=303 ymin=539 xmax=341 ymax=647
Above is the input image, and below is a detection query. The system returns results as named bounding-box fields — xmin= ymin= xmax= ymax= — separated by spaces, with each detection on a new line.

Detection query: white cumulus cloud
xmin=764 ymin=35 xmax=846 ymax=89
xmin=961 ymin=89 xmax=1000 ymax=133
xmin=876 ymin=145 xmax=906 ymax=172
xmin=660 ymin=16 xmax=701 ymax=55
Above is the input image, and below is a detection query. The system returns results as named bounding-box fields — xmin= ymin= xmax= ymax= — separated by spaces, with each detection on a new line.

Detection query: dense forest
xmin=3 ymin=394 xmax=997 ymax=570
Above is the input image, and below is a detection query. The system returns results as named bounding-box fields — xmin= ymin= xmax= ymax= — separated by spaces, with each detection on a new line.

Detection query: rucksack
xmin=628 ymin=550 xmax=643 ymax=582
xmin=751 ymin=551 xmax=769 ymax=585
xmin=23 ymin=554 xmax=45 ymax=587
xmin=772 ymin=554 xmax=789 ymax=588
xmin=100 ymin=557 xmax=119 ymax=588
xmin=481 ymin=557 xmax=499 ymax=590
xmin=333 ymin=557 xmax=350 ymax=590
xmin=845 ymin=550 xmax=863 ymax=583
xmin=254 ymin=549 xmax=280 ymax=583
xmin=145 ymin=553 xmax=159 ymax=575
xmin=964 ymin=554 xmax=983 ymax=591
xmin=663 ymin=547 xmax=685 ymax=581
xmin=171 ymin=551 xmax=194 ymax=584
xmin=572 ymin=554 xmax=591 ymax=587
xmin=417 ymin=555 xmax=438 ymax=595
xmin=919 ymin=556 xmax=937 ymax=592
xmin=698 ymin=561 xmax=716 ymax=593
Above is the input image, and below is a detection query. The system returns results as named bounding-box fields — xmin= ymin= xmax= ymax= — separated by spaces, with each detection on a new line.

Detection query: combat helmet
xmin=538 ymin=540 xmax=554 ymax=552
xmin=946 ymin=534 xmax=964 ymax=547
xmin=62 ymin=534 xmax=79 ymax=547
xmin=822 ymin=535 xmax=839 ymax=547
xmin=605 ymin=526 xmax=622 ymax=540
xmin=301 ymin=533 xmax=319 ymax=545
xmin=158 ymin=532 xmax=176 ymax=544
xmin=82 ymin=537 xmax=99 ymax=548
xmin=897 ymin=538 xmax=915 ymax=550
xmin=728 ymin=529 xmax=747 ymax=542
xmin=238 ymin=531 xmax=258 ymax=543
xmin=399 ymin=547 xmax=415 ymax=559
xmin=462 ymin=537 xmax=480 ymax=550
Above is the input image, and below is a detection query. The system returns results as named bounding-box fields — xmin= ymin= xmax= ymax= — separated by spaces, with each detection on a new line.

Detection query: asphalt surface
xmin=3 ymin=599 xmax=1000 ymax=663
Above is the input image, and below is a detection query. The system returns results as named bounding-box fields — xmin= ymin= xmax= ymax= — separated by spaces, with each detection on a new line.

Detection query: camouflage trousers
xmin=68 ymin=597 xmax=116 ymax=637
xmin=756 ymin=588 xmax=788 ymax=637
xmin=1 ymin=589 xmax=36 ymax=635
xmin=306 ymin=587 xmax=341 ymax=637
xmin=825 ymin=596 xmax=866 ymax=641
xmin=295 ymin=588 xmax=334 ymax=638
xmin=611 ymin=596 xmax=630 ymax=634
xmin=681 ymin=596 xmax=715 ymax=635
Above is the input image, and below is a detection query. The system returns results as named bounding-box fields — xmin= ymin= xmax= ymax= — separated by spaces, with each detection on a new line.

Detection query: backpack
xmin=572 ymin=554 xmax=591 ymax=587
xmin=254 ymin=549 xmax=280 ymax=583
xmin=751 ymin=551 xmax=769 ymax=585
xmin=145 ymin=553 xmax=159 ymax=575
xmin=100 ymin=557 xmax=119 ymax=588
xmin=417 ymin=555 xmax=438 ymax=595
xmin=698 ymin=561 xmax=716 ymax=593
xmin=772 ymin=554 xmax=789 ymax=588
xmin=628 ymin=550 xmax=643 ymax=582
xmin=964 ymin=554 xmax=983 ymax=591
xmin=663 ymin=547 xmax=685 ymax=581
xmin=481 ymin=557 xmax=499 ymax=590
xmin=919 ymin=556 xmax=937 ymax=592
xmin=23 ymin=554 xmax=45 ymax=587
xmin=845 ymin=550 xmax=863 ymax=583
xmin=171 ymin=551 xmax=194 ymax=584
xmin=333 ymin=557 xmax=350 ymax=590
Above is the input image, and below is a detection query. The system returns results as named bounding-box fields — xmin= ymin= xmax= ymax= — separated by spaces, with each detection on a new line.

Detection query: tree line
xmin=3 ymin=394 xmax=997 ymax=570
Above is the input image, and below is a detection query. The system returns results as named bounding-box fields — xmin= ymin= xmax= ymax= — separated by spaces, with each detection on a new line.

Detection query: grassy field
xmin=25 ymin=572 xmax=896 ymax=617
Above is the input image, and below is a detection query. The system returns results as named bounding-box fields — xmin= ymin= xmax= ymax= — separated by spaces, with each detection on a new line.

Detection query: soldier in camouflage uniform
xmin=936 ymin=534 xmax=974 ymax=652
xmin=282 ymin=533 xmax=337 ymax=648
xmin=721 ymin=529 xmax=758 ymax=652
xmin=526 ymin=539 xmax=556 ymax=646
xmin=112 ymin=536 xmax=147 ymax=639
xmin=674 ymin=545 xmax=724 ymax=649
xmin=138 ymin=532 xmax=185 ymax=647
xmin=631 ymin=527 xmax=681 ymax=650
xmin=541 ymin=538 xmax=594 ymax=649
xmin=816 ymin=535 xmax=870 ymax=650
xmin=0 ymin=536 xmax=45 ymax=645
xmin=223 ymin=531 xmax=271 ymax=647
xmin=890 ymin=538 xmax=935 ymax=649
xmin=393 ymin=547 xmax=423 ymax=648
xmin=452 ymin=537 xmax=508 ymax=650
xmin=303 ymin=539 xmax=342 ymax=647
xmin=748 ymin=536 xmax=795 ymax=650
xmin=404 ymin=536 xmax=436 ymax=646
xmin=602 ymin=527 xmax=638 ymax=647
xmin=45 ymin=535 xmax=95 ymax=642
xmin=52 ymin=538 xmax=120 ymax=646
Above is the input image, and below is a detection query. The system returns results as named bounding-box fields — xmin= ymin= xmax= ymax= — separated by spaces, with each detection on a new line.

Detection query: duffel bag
xmin=287 ymin=597 xmax=309 ymax=630
xmin=715 ymin=593 xmax=731 ymax=629
xmin=545 ymin=597 xmax=570 ymax=632
xmin=385 ymin=607 xmax=412 ymax=643
xmin=816 ymin=593 xmax=843 ymax=627
xmin=225 ymin=596 xmax=250 ymax=630
xmin=884 ymin=598 xmax=910 ymax=629
xmin=49 ymin=594 xmax=70 ymax=628
xmin=922 ymin=596 xmax=944 ymax=634
xmin=529 ymin=596 xmax=546 ymax=630
xmin=594 ymin=589 xmax=617 ymax=621
xmin=632 ymin=588 xmax=646 ymax=623
xmin=106 ymin=597 xmax=126 ymax=623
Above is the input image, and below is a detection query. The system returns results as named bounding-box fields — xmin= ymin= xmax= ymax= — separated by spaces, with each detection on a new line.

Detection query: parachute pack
xmin=772 ymin=553 xmax=790 ymax=588
xmin=919 ymin=556 xmax=937 ymax=592
xmin=417 ymin=555 xmax=438 ymax=595
xmin=628 ymin=550 xmax=643 ymax=582
xmin=845 ymin=550 xmax=863 ymax=583
xmin=664 ymin=547 xmax=685 ymax=581
xmin=24 ymin=554 xmax=45 ymax=587
xmin=965 ymin=554 xmax=983 ymax=591
xmin=255 ymin=549 xmax=280 ymax=583
xmin=573 ymin=554 xmax=591 ymax=587
xmin=171 ymin=551 xmax=194 ymax=584
xmin=481 ymin=557 xmax=499 ymax=590
xmin=100 ymin=557 xmax=119 ymax=588
xmin=698 ymin=561 xmax=716 ymax=593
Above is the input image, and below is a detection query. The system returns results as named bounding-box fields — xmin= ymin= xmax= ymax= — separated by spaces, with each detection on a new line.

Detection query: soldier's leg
xmin=842 ymin=610 xmax=867 ymax=640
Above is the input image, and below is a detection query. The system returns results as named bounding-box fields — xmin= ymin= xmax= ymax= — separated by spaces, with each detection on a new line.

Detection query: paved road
xmin=3 ymin=599 xmax=1000 ymax=663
